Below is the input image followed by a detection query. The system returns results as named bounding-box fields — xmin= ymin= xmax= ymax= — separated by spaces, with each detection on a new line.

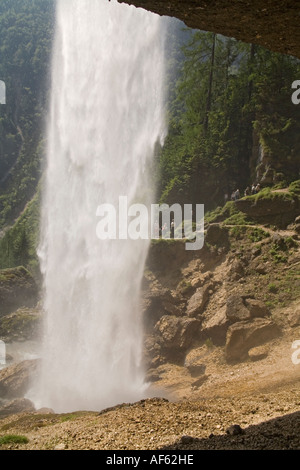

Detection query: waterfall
xmin=34 ymin=0 xmax=166 ymax=413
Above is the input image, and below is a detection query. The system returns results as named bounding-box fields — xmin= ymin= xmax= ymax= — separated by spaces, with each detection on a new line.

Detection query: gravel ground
xmin=0 ymin=387 xmax=299 ymax=450
xmin=0 ymin=325 xmax=299 ymax=451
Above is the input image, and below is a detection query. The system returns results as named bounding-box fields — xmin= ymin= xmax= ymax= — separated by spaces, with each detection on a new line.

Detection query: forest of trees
xmin=158 ymin=22 xmax=300 ymax=210
xmin=0 ymin=2 xmax=299 ymax=272
xmin=0 ymin=0 xmax=54 ymax=227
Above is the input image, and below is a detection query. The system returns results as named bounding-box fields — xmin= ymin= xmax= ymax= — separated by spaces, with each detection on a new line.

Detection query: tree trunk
xmin=204 ymin=33 xmax=216 ymax=132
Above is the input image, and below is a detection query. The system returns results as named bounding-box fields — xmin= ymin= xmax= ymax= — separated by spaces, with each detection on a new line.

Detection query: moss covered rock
xmin=0 ymin=267 xmax=38 ymax=318
xmin=235 ymin=189 xmax=299 ymax=228
xmin=0 ymin=307 xmax=42 ymax=343
xmin=0 ymin=359 xmax=40 ymax=399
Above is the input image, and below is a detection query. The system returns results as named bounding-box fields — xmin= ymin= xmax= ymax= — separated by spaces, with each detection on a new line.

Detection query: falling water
xmin=34 ymin=0 xmax=166 ymax=412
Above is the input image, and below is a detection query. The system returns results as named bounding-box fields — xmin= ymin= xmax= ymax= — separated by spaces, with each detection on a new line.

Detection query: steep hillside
xmin=0 ymin=0 xmax=54 ymax=228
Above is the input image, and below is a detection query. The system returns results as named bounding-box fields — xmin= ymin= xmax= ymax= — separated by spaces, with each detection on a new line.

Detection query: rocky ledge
xmin=118 ymin=0 xmax=300 ymax=58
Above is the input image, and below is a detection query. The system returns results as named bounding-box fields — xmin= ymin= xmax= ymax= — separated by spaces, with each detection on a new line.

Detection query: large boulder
xmin=143 ymin=334 xmax=165 ymax=369
xmin=0 ymin=359 xmax=40 ymax=399
xmin=0 ymin=398 xmax=35 ymax=418
xmin=227 ymin=259 xmax=245 ymax=281
xmin=186 ymin=284 xmax=211 ymax=317
xmin=226 ymin=295 xmax=251 ymax=322
xmin=200 ymin=306 xmax=230 ymax=345
xmin=235 ymin=193 xmax=299 ymax=229
xmin=0 ymin=306 xmax=42 ymax=343
xmin=244 ymin=298 xmax=270 ymax=318
xmin=184 ymin=348 xmax=207 ymax=377
xmin=226 ymin=295 xmax=270 ymax=323
xmin=142 ymin=285 xmax=180 ymax=331
xmin=225 ymin=318 xmax=281 ymax=362
xmin=0 ymin=267 xmax=38 ymax=318
xmin=154 ymin=315 xmax=201 ymax=362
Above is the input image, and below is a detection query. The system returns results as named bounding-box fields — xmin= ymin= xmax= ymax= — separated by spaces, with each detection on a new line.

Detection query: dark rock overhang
xmin=118 ymin=0 xmax=300 ymax=58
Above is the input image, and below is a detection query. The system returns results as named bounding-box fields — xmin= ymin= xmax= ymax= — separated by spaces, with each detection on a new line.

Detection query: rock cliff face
xmin=142 ymin=197 xmax=300 ymax=374
xmin=0 ymin=267 xmax=38 ymax=318
xmin=118 ymin=0 xmax=300 ymax=58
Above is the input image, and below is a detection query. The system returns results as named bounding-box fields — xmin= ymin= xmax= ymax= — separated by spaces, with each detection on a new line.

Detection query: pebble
xmin=226 ymin=424 xmax=244 ymax=436
xmin=180 ymin=435 xmax=194 ymax=444
xmin=54 ymin=443 xmax=66 ymax=450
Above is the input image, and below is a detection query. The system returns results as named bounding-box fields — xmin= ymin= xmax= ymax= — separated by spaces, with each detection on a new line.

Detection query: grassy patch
xmin=269 ymin=243 xmax=289 ymax=263
xmin=223 ymin=211 xmax=251 ymax=226
xmin=206 ymin=202 xmax=253 ymax=226
xmin=60 ymin=414 xmax=78 ymax=423
xmin=247 ymin=186 xmax=294 ymax=203
xmin=289 ymin=179 xmax=300 ymax=196
xmin=229 ymin=226 xmax=269 ymax=243
xmin=150 ymin=238 xmax=180 ymax=247
xmin=229 ymin=225 xmax=248 ymax=240
xmin=248 ymin=227 xmax=270 ymax=243
xmin=270 ymin=249 xmax=288 ymax=263
xmin=268 ymin=283 xmax=278 ymax=293
xmin=0 ymin=434 xmax=29 ymax=446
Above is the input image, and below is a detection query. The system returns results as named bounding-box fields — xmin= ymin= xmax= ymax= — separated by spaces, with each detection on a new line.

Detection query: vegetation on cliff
xmin=158 ymin=26 xmax=300 ymax=209
xmin=0 ymin=0 xmax=54 ymax=228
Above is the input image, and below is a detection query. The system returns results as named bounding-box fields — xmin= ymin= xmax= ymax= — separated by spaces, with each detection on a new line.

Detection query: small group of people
xmin=244 ymin=183 xmax=261 ymax=196
xmin=225 ymin=183 xmax=261 ymax=204
xmin=153 ymin=220 xmax=175 ymax=238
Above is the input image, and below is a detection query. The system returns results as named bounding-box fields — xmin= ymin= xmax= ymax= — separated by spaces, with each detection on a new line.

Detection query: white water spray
xmin=35 ymin=0 xmax=166 ymax=412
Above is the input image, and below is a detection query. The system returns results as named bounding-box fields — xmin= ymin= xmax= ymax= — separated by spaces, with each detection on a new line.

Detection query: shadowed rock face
xmin=118 ymin=0 xmax=300 ymax=58
xmin=0 ymin=359 xmax=40 ymax=399
xmin=0 ymin=267 xmax=38 ymax=318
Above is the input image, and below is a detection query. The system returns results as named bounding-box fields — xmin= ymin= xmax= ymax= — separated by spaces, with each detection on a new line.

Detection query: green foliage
xmin=0 ymin=0 xmax=54 ymax=227
xmin=150 ymin=238 xmax=179 ymax=248
xmin=0 ymin=434 xmax=29 ymax=445
xmin=289 ymin=179 xmax=300 ymax=196
xmin=268 ymin=283 xmax=278 ymax=294
xmin=223 ymin=211 xmax=251 ymax=226
xmin=229 ymin=225 xmax=247 ymax=240
xmin=228 ymin=225 xmax=269 ymax=242
xmin=247 ymin=187 xmax=295 ymax=204
xmin=60 ymin=414 xmax=77 ymax=423
xmin=253 ymin=50 xmax=300 ymax=183
xmin=269 ymin=244 xmax=288 ymax=264
xmin=206 ymin=201 xmax=253 ymax=225
xmin=248 ymin=227 xmax=270 ymax=242
xmin=158 ymin=28 xmax=300 ymax=211
xmin=0 ymin=188 xmax=40 ymax=275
